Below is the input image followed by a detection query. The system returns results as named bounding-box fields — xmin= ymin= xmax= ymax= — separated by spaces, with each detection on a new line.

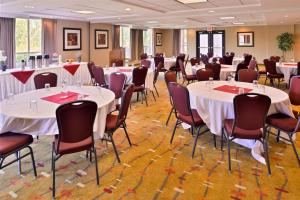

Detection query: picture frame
xmin=237 ymin=32 xmax=254 ymax=47
xmin=156 ymin=33 xmax=162 ymax=46
xmin=95 ymin=29 xmax=109 ymax=49
xmin=63 ymin=28 xmax=82 ymax=51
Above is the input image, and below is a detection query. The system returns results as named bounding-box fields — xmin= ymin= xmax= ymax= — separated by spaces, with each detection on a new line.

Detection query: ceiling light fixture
xmin=72 ymin=10 xmax=96 ymax=14
xmin=220 ymin=16 xmax=235 ymax=20
xmin=177 ymin=0 xmax=207 ymax=4
xmin=125 ymin=8 xmax=131 ymax=11
xmin=24 ymin=5 xmax=34 ymax=9
xmin=284 ymin=15 xmax=289 ymax=18
xmin=208 ymin=10 xmax=215 ymax=13
xmin=147 ymin=21 xmax=158 ymax=24
xmin=233 ymin=22 xmax=244 ymax=25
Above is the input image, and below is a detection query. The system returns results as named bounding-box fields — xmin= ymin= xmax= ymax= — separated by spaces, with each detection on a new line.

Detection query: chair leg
xmin=52 ymin=144 xmax=56 ymax=199
xmin=166 ymin=107 xmax=174 ymax=126
xmin=213 ymin=134 xmax=217 ymax=148
xmin=123 ymin=123 xmax=132 ymax=146
xmin=151 ymin=91 xmax=156 ymax=101
xmin=263 ymin=138 xmax=271 ymax=175
xmin=288 ymin=133 xmax=300 ymax=167
xmin=276 ymin=130 xmax=280 ymax=143
xmin=90 ymin=150 xmax=92 ymax=162
xmin=28 ymin=146 xmax=37 ymax=177
xmin=16 ymin=151 xmax=21 ymax=175
xmin=192 ymin=127 xmax=201 ymax=158
xmin=227 ymin=139 xmax=231 ymax=172
xmin=93 ymin=146 xmax=100 ymax=185
xmin=143 ymin=91 xmax=148 ymax=106
xmin=137 ymin=92 xmax=139 ymax=102
xmin=170 ymin=119 xmax=178 ymax=144
xmin=110 ymin=135 xmax=121 ymax=163
xmin=154 ymin=84 xmax=159 ymax=97
xmin=221 ymin=128 xmax=224 ymax=151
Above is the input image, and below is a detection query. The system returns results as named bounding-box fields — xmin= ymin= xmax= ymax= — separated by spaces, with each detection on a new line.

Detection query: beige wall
xmin=153 ymin=28 xmax=174 ymax=57
xmin=90 ymin=23 xmax=113 ymax=66
xmin=187 ymin=25 xmax=298 ymax=63
xmin=294 ymin=24 xmax=300 ymax=61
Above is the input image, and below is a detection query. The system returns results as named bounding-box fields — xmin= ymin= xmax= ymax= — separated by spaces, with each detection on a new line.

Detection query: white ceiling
xmin=1 ymin=0 xmax=300 ymax=28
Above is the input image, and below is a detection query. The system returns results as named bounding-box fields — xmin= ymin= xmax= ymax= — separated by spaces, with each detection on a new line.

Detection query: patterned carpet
xmin=0 ymin=75 xmax=300 ymax=200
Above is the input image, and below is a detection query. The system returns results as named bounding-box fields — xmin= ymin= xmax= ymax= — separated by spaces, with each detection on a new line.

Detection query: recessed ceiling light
xmin=24 ymin=5 xmax=34 ymax=9
xmin=117 ymin=17 xmax=122 ymax=20
xmin=125 ymin=8 xmax=131 ymax=11
xmin=220 ymin=16 xmax=235 ymax=20
xmin=284 ymin=15 xmax=289 ymax=18
xmin=177 ymin=0 xmax=207 ymax=4
xmin=147 ymin=21 xmax=158 ymax=24
xmin=280 ymin=21 xmax=284 ymax=24
xmin=233 ymin=22 xmax=245 ymax=25
xmin=208 ymin=10 xmax=215 ymax=13
xmin=72 ymin=10 xmax=95 ymax=14
xmin=184 ymin=20 xmax=189 ymax=23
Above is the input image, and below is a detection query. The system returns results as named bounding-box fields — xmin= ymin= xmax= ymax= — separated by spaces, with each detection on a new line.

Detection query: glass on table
xmin=6 ymin=93 xmax=14 ymax=104
xmin=238 ymin=87 xmax=245 ymax=94
xmin=112 ymin=63 xmax=116 ymax=68
xmin=77 ymin=94 xmax=84 ymax=100
xmin=45 ymin=83 xmax=50 ymax=91
xmin=29 ymin=100 xmax=38 ymax=112
xmin=259 ymin=85 xmax=266 ymax=93
xmin=253 ymin=80 xmax=258 ymax=88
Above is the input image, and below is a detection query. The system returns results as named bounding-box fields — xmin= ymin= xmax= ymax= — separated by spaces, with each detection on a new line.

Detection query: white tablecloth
xmin=0 ymin=86 xmax=115 ymax=139
xmin=103 ymin=67 xmax=154 ymax=91
xmin=232 ymin=57 xmax=244 ymax=67
xmin=276 ymin=62 xmax=298 ymax=83
xmin=187 ymin=81 xmax=294 ymax=163
xmin=0 ymin=62 xmax=90 ymax=101
xmin=149 ymin=57 xmax=176 ymax=71
xmin=188 ymin=64 xmax=236 ymax=81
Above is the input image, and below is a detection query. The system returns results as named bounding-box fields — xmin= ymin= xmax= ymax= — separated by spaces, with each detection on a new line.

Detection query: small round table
xmin=276 ymin=62 xmax=298 ymax=83
xmin=187 ymin=81 xmax=294 ymax=163
xmin=0 ymin=86 xmax=115 ymax=139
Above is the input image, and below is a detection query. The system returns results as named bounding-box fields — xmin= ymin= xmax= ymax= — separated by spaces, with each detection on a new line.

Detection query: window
xmin=143 ymin=29 xmax=153 ymax=56
xmin=15 ymin=18 xmax=42 ymax=66
xmin=180 ymin=29 xmax=188 ymax=54
xmin=120 ymin=26 xmax=131 ymax=59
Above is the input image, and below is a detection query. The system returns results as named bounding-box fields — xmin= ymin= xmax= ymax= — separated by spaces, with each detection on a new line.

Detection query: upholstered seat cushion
xmin=0 ymin=132 xmax=33 ymax=155
xmin=178 ymin=109 xmax=204 ymax=126
xmin=293 ymin=110 xmax=299 ymax=119
xmin=224 ymin=119 xmax=263 ymax=139
xmin=268 ymin=73 xmax=284 ymax=78
xmin=267 ymin=113 xmax=300 ymax=132
xmin=186 ymin=75 xmax=197 ymax=81
xmin=133 ymin=85 xmax=145 ymax=92
xmin=55 ymin=136 xmax=92 ymax=155
xmin=259 ymin=70 xmax=266 ymax=74
xmin=105 ymin=114 xmax=125 ymax=131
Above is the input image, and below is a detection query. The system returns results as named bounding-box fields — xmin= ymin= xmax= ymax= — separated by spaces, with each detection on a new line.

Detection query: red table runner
xmin=41 ymin=91 xmax=89 ymax=104
xmin=213 ymin=85 xmax=252 ymax=94
xmin=117 ymin=68 xmax=132 ymax=73
xmin=11 ymin=70 xmax=35 ymax=84
xmin=63 ymin=64 xmax=80 ymax=75
xmin=283 ymin=63 xmax=297 ymax=67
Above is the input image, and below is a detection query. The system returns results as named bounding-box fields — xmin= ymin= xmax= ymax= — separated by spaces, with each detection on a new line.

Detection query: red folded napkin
xmin=117 ymin=68 xmax=133 ymax=73
xmin=63 ymin=64 xmax=80 ymax=75
xmin=283 ymin=63 xmax=297 ymax=67
xmin=213 ymin=85 xmax=252 ymax=94
xmin=11 ymin=70 xmax=35 ymax=84
xmin=41 ymin=91 xmax=89 ymax=104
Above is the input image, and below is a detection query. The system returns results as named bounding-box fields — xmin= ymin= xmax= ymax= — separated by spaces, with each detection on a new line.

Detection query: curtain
xmin=112 ymin=25 xmax=120 ymax=49
xmin=173 ymin=29 xmax=181 ymax=56
xmin=130 ymin=29 xmax=137 ymax=60
xmin=137 ymin=30 xmax=144 ymax=58
xmin=42 ymin=19 xmax=57 ymax=59
xmin=0 ymin=17 xmax=15 ymax=68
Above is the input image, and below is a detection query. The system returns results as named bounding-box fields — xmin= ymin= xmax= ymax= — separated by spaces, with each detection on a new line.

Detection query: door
xmin=196 ymin=30 xmax=225 ymax=58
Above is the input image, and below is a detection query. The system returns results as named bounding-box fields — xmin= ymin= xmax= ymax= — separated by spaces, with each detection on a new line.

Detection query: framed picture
xmin=95 ymin=29 xmax=109 ymax=49
xmin=63 ymin=28 xmax=82 ymax=51
xmin=156 ymin=33 xmax=162 ymax=46
xmin=237 ymin=32 xmax=254 ymax=47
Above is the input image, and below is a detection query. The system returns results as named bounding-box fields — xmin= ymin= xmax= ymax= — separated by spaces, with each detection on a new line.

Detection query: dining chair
xmin=109 ymin=72 xmax=127 ymax=110
xmin=221 ymin=93 xmax=272 ymax=174
xmin=196 ymin=69 xmax=213 ymax=81
xmin=201 ymin=54 xmax=209 ymax=65
xmin=153 ymin=61 xmax=164 ymax=98
xmin=234 ymin=63 xmax=248 ymax=81
xmin=219 ymin=57 xmax=225 ymax=64
xmin=170 ymin=54 xmax=185 ymax=77
xmin=205 ymin=63 xmax=221 ymax=80
xmin=52 ymin=100 xmax=99 ymax=198
xmin=248 ymin=59 xmax=257 ymax=71
xmin=140 ymin=53 xmax=148 ymax=60
xmin=87 ymin=61 xmax=96 ymax=85
xmin=264 ymin=59 xmax=284 ymax=87
xmin=289 ymin=62 xmax=300 ymax=86
xmin=132 ymin=66 xmax=149 ymax=106
xmin=179 ymin=59 xmax=197 ymax=85
xmin=103 ymin=84 xmax=134 ymax=163
xmin=238 ymin=69 xmax=259 ymax=83
xmin=111 ymin=59 xmax=124 ymax=67
xmin=266 ymin=76 xmax=300 ymax=167
xmin=168 ymin=82 xmax=212 ymax=158
xmin=0 ymin=132 xmax=37 ymax=178
xmin=92 ymin=66 xmax=107 ymax=87
xmin=244 ymin=54 xmax=253 ymax=66
xmin=141 ymin=59 xmax=151 ymax=68
xmin=165 ymin=71 xmax=177 ymax=126
xmin=190 ymin=57 xmax=201 ymax=66
xmin=224 ymin=55 xmax=234 ymax=65
xmin=154 ymin=56 xmax=166 ymax=72
xmin=34 ymin=72 xmax=57 ymax=89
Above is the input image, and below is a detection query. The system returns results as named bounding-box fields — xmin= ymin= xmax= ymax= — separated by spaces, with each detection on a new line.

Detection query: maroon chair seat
xmin=104 ymin=84 xmax=134 ymax=163
xmin=238 ymin=69 xmax=259 ymax=83
xmin=179 ymin=59 xmax=197 ymax=84
xmin=88 ymin=62 xmax=96 ymax=84
xmin=205 ymin=63 xmax=221 ymax=80
xmin=0 ymin=132 xmax=37 ymax=179
xmin=132 ymin=67 xmax=149 ymax=106
xmin=165 ymin=71 xmax=177 ymax=126
xmin=224 ymin=119 xmax=262 ymax=139
xmin=267 ymin=113 xmax=300 ymax=132
xmin=140 ymin=53 xmax=148 ymax=60
xmin=190 ymin=57 xmax=200 ymax=66
xmin=196 ymin=69 xmax=213 ymax=81
xmin=34 ymin=72 xmax=57 ymax=89
xmin=109 ymin=72 xmax=126 ymax=110
xmin=168 ymin=82 xmax=212 ymax=158
xmin=54 ymin=136 xmax=92 ymax=155
xmin=178 ymin=109 xmax=203 ymax=126
xmin=0 ymin=133 xmax=33 ymax=155
xmin=92 ymin=66 xmax=107 ymax=87
xmin=221 ymin=93 xmax=271 ymax=174
xmin=141 ymin=59 xmax=151 ymax=68
xmin=264 ymin=59 xmax=284 ymax=87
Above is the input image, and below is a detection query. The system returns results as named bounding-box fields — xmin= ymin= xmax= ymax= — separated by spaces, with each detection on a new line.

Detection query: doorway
xmin=196 ymin=30 xmax=225 ymax=58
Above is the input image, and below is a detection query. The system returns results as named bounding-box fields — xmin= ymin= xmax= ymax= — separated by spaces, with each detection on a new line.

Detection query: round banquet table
xmin=232 ymin=57 xmax=244 ymax=67
xmin=276 ymin=62 xmax=298 ymax=83
xmin=149 ymin=57 xmax=176 ymax=71
xmin=190 ymin=64 xmax=236 ymax=81
xmin=187 ymin=81 xmax=294 ymax=164
xmin=103 ymin=66 xmax=154 ymax=91
xmin=0 ymin=86 xmax=115 ymax=139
